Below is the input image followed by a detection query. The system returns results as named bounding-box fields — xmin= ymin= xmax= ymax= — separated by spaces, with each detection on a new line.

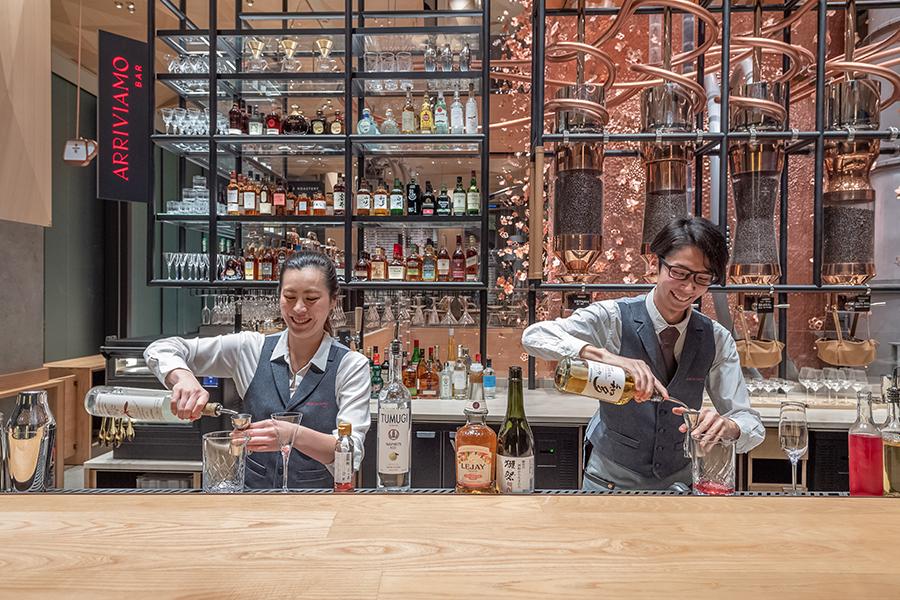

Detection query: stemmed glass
xmin=365 ymin=304 xmax=381 ymax=330
xmin=160 ymin=108 xmax=175 ymax=134
xmin=426 ymin=300 xmax=441 ymax=326
xmin=172 ymin=107 xmax=187 ymax=135
xmin=779 ymin=402 xmax=809 ymax=495
xmin=201 ymin=296 xmax=212 ymax=325
xmin=164 ymin=252 xmax=177 ymax=280
xmin=458 ymin=297 xmax=475 ymax=326
xmin=382 ymin=299 xmax=395 ymax=324
xmin=411 ymin=301 xmax=426 ymax=327
xmin=744 ymin=376 xmax=761 ymax=398
xmin=823 ymin=368 xmax=843 ymax=403
xmin=849 ymin=369 xmax=869 ymax=395
xmin=799 ymin=367 xmax=823 ymax=401
xmin=271 ymin=411 xmax=303 ymax=493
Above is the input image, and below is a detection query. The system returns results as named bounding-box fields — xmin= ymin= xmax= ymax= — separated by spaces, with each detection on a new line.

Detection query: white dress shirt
xmin=144 ymin=330 xmax=371 ymax=469
xmin=521 ymin=288 xmax=765 ymax=454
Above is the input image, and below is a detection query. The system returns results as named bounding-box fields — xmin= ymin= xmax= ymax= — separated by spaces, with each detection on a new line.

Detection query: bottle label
xmin=402 ymin=112 xmax=416 ymax=132
xmin=420 ymin=113 xmax=432 ymax=128
xmin=451 ymin=106 xmax=464 ymax=131
xmin=374 ymin=193 xmax=388 ymax=210
xmin=313 ymin=199 xmax=327 ymax=211
xmin=273 ymin=192 xmax=285 ymax=206
xmin=452 ymin=193 xmax=466 ymax=213
xmin=357 ymin=193 xmax=371 ymax=209
xmin=377 ymin=407 xmax=410 ymax=474
xmin=91 ymin=392 xmax=172 ymax=421
xmin=297 ymin=200 xmax=308 ymax=213
xmin=244 ymin=261 xmax=255 ymax=280
xmin=452 ymin=369 xmax=467 ymax=390
xmin=260 ymin=263 xmax=273 ymax=279
xmin=243 ymin=191 xmax=256 ymax=210
xmin=434 ymin=106 xmax=448 ymax=126
xmin=497 ymin=454 xmax=535 ymax=494
xmin=330 ymin=121 xmax=342 ymax=134
xmin=483 ymin=375 xmax=496 ymax=390
xmin=457 ymin=444 xmax=494 ymax=488
xmin=266 ymin=128 xmax=280 ymax=135
xmin=467 ymin=191 xmax=479 ymax=212
xmin=388 ymin=265 xmax=405 ymax=280
xmin=465 ymin=108 xmax=478 ymax=134
xmin=585 ymin=361 xmax=627 ymax=403
xmin=465 ymin=255 xmax=478 ymax=269
xmin=437 ymin=258 xmax=450 ymax=275
xmin=422 ymin=263 xmax=436 ymax=280
xmin=333 ymin=191 xmax=345 ymax=210
xmin=334 ymin=450 xmax=353 ymax=485
xmin=389 ymin=193 xmax=404 ymax=211
xmin=358 ymin=119 xmax=372 ymax=135
xmin=422 ymin=206 xmax=434 ymax=216
xmin=312 ymin=122 xmax=325 ymax=135
xmin=249 ymin=122 xmax=263 ymax=135
xmin=226 ymin=190 xmax=239 ymax=211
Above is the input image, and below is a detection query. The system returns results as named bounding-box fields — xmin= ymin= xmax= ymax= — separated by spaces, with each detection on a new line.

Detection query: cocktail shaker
xmin=6 ymin=391 xmax=56 ymax=492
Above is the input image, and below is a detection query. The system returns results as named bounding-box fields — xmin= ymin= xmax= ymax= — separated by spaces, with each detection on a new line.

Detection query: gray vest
xmin=242 ymin=334 xmax=349 ymax=489
xmin=586 ymin=295 xmax=716 ymax=481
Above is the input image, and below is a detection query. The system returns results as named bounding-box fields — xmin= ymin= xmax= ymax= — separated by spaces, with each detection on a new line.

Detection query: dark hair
xmin=649 ymin=217 xmax=728 ymax=284
xmin=279 ymin=251 xmax=339 ymax=334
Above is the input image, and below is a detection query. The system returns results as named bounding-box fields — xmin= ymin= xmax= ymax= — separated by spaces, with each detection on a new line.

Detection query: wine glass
xmin=160 ymin=107 xmax=174 ymax=134
xmin=779 ymin=402 xmax=808 ymax=495
xmin=849 ymin=369 xmax=869 ymax=395
xmin=778 ymin=378 xmax=795 ymax=397
xmin=164 ymin=252 xmax=177 ymax=280
xmin=271 ymin=411 xmax=303 ymax=493
xmin=201 ymin=296 xmax=212 ymax=325
xmin=823 ymin=368 xmax=843 ymax=403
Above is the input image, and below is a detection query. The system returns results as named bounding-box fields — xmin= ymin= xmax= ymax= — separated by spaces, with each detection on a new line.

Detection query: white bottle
xmin=83 ymin=386 xmax=232 ymax=423
xmin=465 ymin=85 xmax=478 ymax=134
xmin=377 ymin=339 xmax=412 ymax=491
xmin=333 ymin=421 xmax=355 ymax=492
xmin=450 ymin=89 xmax=464 ymax=135
xmin=452 ymin=344 xmax=468 ymax=400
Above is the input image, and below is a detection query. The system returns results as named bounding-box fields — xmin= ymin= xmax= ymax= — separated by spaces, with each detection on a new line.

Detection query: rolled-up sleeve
xmin=707 ymin=324 xmax=766 ymax=454
xmin=521 ymin=300 xmax=622 ymax=361
xmin=332 ymin=351 xmax=372 ymax=471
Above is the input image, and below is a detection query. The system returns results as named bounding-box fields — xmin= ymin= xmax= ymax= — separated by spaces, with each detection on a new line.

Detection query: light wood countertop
xmin=0 ymin=493 xmax=897 ymax=599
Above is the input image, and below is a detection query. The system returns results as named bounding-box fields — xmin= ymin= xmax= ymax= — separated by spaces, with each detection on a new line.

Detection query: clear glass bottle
xmin=433 ymin=90 xmax=449 ymax=134
xmin=381 ymin=108 xmax=400 ymax=135
xmin=6 ymin=390 xmax=56 ymax=492
xmin=440 ymin=43 xmax=453 ymax=72
xmin=459 ymin=42 xmax=471 ymax=72
xmin=333 ymin=173 xmax=346 ymax=216
xmin=424 ymin=41 xmax=437 ymax=72
xmin=497 ymin=366 xmax=535 ymax=494
xmin=849 ymin=391 xmax=883 ymax=496
xmin=465 ymin=83 xmax=479 ymax=134
xmin=402 ymin=90 xmax=417 ymax=134
xmin=357 ymin=107 xmax=377 ymax=135
xmin=883 ymin=369 xmax=900 ymax=496
xmin=452 ymin=344 xmax=468 ymax=400
xmin=440 ymin=360 xmax=453 ymax=399
xmin=333 ymin=421 xmax=355 ymax=493
xmin=455 ymin=372 xmax=497 ymax=494
xmin=554 ymin=357 xmax=675 ymax=405
xmin=450 ymin=88 xmax=465 ymax=134
xmin=483 ymin=358 xmax=497 ymax=399
xmin=377 ymin=338 xmax=412 ymax=491
xmin=248 ymin=105 xmax=264 ymax=135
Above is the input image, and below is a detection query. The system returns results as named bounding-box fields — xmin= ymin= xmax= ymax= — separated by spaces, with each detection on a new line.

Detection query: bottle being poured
xmin=554 ymin=357 xmax=687 ymax=408
xmin=84 ymin=386 xmax=239 ymax=423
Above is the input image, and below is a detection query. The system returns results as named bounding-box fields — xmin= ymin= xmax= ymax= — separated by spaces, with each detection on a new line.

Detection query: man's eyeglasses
xmin=659 ymin=258 xmax=717 ymax=286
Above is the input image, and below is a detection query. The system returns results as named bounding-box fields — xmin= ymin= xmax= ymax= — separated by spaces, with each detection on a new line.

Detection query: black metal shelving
xmin=148 ymin=0 xmax=493 ymax=357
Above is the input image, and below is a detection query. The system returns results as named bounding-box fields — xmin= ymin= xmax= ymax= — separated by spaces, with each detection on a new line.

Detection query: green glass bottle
xmin=496 ymin=366 xmax=535 ymax=493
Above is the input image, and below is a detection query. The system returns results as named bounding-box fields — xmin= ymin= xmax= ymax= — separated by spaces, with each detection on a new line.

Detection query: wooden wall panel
xmin=0 ymin=0 xmax=52 ymax=227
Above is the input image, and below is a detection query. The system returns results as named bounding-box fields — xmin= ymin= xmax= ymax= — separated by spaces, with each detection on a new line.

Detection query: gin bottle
xmin=377 ymin=338 xmax=412 ymax=491
xmin=450 ymin=88 xmax=464 ymax=134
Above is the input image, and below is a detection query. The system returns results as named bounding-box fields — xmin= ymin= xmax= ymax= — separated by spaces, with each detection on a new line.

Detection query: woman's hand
xmin=166 ymin=369 xmax=210 ymax=420
xmin=673 ymin=406 xmax=740 ymax=448
xmin=579 ymin=345 xmax=668 ymax=402
xmin=244 ymin=419 xmax=302 ymax=453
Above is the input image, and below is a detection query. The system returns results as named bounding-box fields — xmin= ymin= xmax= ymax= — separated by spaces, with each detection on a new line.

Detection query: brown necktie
xmin=659 ymin=326 xmax=680 ymax=382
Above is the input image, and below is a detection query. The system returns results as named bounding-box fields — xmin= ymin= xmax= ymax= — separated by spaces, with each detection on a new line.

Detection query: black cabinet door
xmin=359 ymin=420 xmax=445 ymax=488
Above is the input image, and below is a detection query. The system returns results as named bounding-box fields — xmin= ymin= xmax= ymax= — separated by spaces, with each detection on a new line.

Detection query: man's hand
xmin=579 ymin=345 xmax=668 ymax=402
xmin=672 ymin=406 xmax=740 ymax=445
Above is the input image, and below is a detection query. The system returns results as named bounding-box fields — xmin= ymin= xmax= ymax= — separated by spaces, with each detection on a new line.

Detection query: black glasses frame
xmin=659 ymin=258 xmax=717 ymax=286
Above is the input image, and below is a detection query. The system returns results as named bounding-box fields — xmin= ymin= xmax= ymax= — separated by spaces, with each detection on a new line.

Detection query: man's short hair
xmin=649 ymin=217 xmax=728 ymax=284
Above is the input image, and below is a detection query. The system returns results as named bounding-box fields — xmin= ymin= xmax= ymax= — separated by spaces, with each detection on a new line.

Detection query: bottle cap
xmin=337 ymin=421 xmax=352 ymax=436
xmin=509 ymin=366 xmax=522 ymax=380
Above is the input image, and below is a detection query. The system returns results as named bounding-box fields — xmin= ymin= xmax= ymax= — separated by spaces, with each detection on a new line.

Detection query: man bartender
xmin=522 ymin=217 xmax=764 ymax=490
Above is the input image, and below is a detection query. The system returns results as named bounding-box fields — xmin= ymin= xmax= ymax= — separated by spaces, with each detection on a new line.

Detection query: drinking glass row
xmin=160 ymin=107 xmax=228 ymax=135
xmin=163 ymin=252 xmax=211 ymax=281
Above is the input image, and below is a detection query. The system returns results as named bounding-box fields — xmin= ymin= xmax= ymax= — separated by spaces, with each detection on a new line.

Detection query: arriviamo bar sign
xmin=98 ymin=30 xmax=150 ymax=203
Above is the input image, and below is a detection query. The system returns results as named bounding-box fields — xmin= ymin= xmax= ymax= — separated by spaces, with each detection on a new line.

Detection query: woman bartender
xmin=144 ymin=251 xmax=371 ymax=489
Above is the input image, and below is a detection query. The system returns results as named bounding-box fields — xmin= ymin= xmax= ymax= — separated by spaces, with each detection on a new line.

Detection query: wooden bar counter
xmin=1 ymin=493 xmax=898 ymax=598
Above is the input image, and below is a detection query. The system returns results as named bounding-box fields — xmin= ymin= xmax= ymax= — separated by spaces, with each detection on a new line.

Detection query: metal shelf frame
xmin=149 ymin=0 xmax=492 ymax=358
xmin=525 ymin=0 xmax=900 ymax=387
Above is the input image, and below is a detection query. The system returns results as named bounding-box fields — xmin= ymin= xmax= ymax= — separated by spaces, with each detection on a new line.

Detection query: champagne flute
xmin=779 ymin=402 xmax=808 ymax=495
xmin=271 ymin=411 xmax=303 ymax=493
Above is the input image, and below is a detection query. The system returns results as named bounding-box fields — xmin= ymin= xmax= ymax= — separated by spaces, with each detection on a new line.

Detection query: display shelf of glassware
xmin=745 ymin=369 xmax=879 ymax=408
xmin=361 ymin=290 xmax=482 ymax=332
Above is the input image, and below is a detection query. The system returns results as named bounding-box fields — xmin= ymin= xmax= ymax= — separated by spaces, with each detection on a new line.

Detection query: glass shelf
xmin=156 ymin=215 xmax=344 ymax=239
xmin=350 ymin=134 xmax=483 ymax=156
xmin=213 ymin=135 xmax=346 ymax=156
xmin=353 ymin=216 xmax=482 ymax=227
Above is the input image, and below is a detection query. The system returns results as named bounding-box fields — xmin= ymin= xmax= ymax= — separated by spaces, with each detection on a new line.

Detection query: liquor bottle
xmin=310 ymin=108 xmax=327 ymax=135
xmin=419 ymin=94 xmax=434 ymax=134
xmin=497 ymin=366 xmax=535 ymax=494
xmin=883 ymin=375 xmax=900 ymax=496
xmin=333 ymin=173 xmax=346 ymax=216
xmin=260 ymin=244 xmax=275 ymax=281
xmin=436 ymin=184 xmax=452 ymax=216
xmin=439 ymin=43 xmax=453 ymax=72
xmin=465 ymin=83 xmax=479 ymax=134
xmin=259 ymin=176 xmax=272 ymax=216
xmin=357 ymin=107 xmax=377 ymax=135
xmin=470 ymin=353 xmax=484 ymax=378
xmin=403 ymin=350 xmax=418 ymax=397
xmin=84 ymin=386 xmax=236 ymax=423
xmin=418 ymin=347 xmax=439 ymax=398
xmin=7 ymin=390 xmax=56 ymax=492
xmin=377 ymin=338 xmax=412 ymax=491
xmin=405 ymin=244 xmax=422 ymax=281
xmin=228 ymin=101 xmax=243 ymax=135
xmin=388 ymin=243 xmax=406 ymax=281
xmin=240 ymin=99 xmax=250 ymax=134
xmin=326 ymin=192 xmax=334 ymax=216
xmin=275 ymin=242 xmax=288 ymax=280
xmin=333 ymin=421 xmax=355 ymax=493
xmin=421 ymin=181 xmax=436 ymax=216
xmin=286 ymin=185 xmax=297 ymax=215
xmin=424 ymin=41 xmax=437 ymax=72
xmin=371 ymin=365 xmax=384 ymax=400
xmin=451 ymin=235 xmax=466 ymax=282
xmin=555 ymin=357 xmax=681 ymax=405
xmin=381 ymin=108 xmax=400 ymax=135
xmin=437 ymin=239 xmax=451 ymax=282
xmin=465 ymin=234 xmax=479 ymax=281
xmin=373 ymin=180 xmax=389 ymax=216
xmin=433 ymin=90 xmax=449 ymax=134
xmin=406 ymin=177 xmax=421 ymax=216
xmin=452 ymin=345 xmax=468 ymax=400
xmin=224 ymin=247 xmax=243 ymax=280
xmin=265 ymin=105 xmax=281 ymax=135
xmin=440 ymin=359 xmax=453 ymax=398
xmin=369 ymin=246 xmax=388 ymax=280
xmin=282 ymin=104 xmax=303 ymax=134
xmin=421 ymin=241 xmax=437 ymax=282
xmin=401 ymin=90 xmax=417 ymax=134
xmin=248 ymin=106 xmax=264 ymax=135
xmin=849 ymin=391 xmax=883 ymax=496
xmin=329 ymin=110 xmax=345 ymax=135
xmin=354 ymin=251 xmax=371 ymax=281
xmin=450 ymin=88 xmax=465 ymax=135
xmin=451 ymin=177 xmax=467 ymax=216
xmin=466 ymin=171 xmax=480 ymax=215
xmin=312 ymin=192 xmax=327 ymax=216
xmin=242 ymin=173 xmax=258 ymax=215
xmin=356 ymin=178 xmax=371 ymax=216
xmin=483 ymin=359 xmax=497 ymax=399
xmin=455 ymin=372 xmax=497 ymax=494
xmin=295 ymin=191 xmax=309 ymax=216
xmin=243 ymin=244 xmax=257 ymax=281
xmin=389 ymin=178 xmax=405 ymax=216
xmin=459 ymin=43 xmax=472 ymax=71
xmin=226 ymin=171 xmax=240 ymax=215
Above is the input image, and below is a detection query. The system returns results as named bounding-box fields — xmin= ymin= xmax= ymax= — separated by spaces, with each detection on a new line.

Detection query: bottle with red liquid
xmin=848 ymin=391 xmax=883 ymax=497
xmin=333 ymin=421 xmax=355 ymax=493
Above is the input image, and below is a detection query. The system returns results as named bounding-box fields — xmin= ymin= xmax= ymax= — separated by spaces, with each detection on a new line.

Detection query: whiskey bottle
xmin=243 ymin=244 xmax=257 ymax=281
xmin=451 ymin=235 xmax=466 ymax=282
xmin=265 ymin=105 xmax=281 ymax=135
xmin=388 ymin=243 xmax=406 ymax=281
xmin=226 ymin=171 xmax=240 ymax=215
xmin=452 ymin=176 xmax=467 ymax=216
xmin=242 ymin=173 xmax=258 ymax=215
xmin=312 ymin=192 xmax=327 ymax=216
xmin=310 ymin=108 xmax=327 ymax=135
xmin=240 ymin=99 xmax=250 ymax=134
xmin=369 ymin=246 xmax=388 ymax=280
xmin=354 ymin=251 xmax=370 ymax=281
xmin=260 ymin=244 xmax=275 ymax=281
xmin=286 ymin=185 xmax=297 ymax=215
xmin=373 ymin=180 xmax=389 ymax=216
xmin=248 ymin=106 xmax=264 ymax=136
xmin=405 ymin=177 xmax=420 ymax=216
xmin=405 ymin=244 xmax=422 ymax=281
xmin=420 ymin=180 xmax=435 ymax=216
xmin=84 ymin=386 xmax=237 ymax=423
xmin=377 ymin=338 xmax=412 ymax=491
xmin=389 ymin=178 xmax=405 ymax=216
xmin=466 ymin=171 xmax=480 ymax=215
xmin=554 ymin=357 xmax=678 ymax=405
xmin=421 ymin=241 xmax=437 ymax=282
xmin=282 ymin=104 xmax=303 ymax=135
xmin=333 ymin=173 xmax=346 ymax=216
xmin=356 ymin=178 xmax=371 ymax=216
xmin=436 ymin=184 xmax=452 ymax=217
xmin=497 ymin=366 xmax=535 ymax=494
xmin=401 ymin=90 xmax=417 ymax=134
xmin=419 ymin=94 xmax=434 ymax=134
xmin=465 ymin=235 xmax=479 ymax=282
xmin=333 ymin=421 xmax=355 ymax=493
xmin=455 ymin=372 xmax=497 ymax=494
xmin=418 ymin=347 xmax=439 ymax=397
xmin=228 ymin=101 xmax=243 ymax=135
xmin=329 ymin=110 xmax=345 ymax=135
xmin=258 ymin=175 xmax=272 ymax=216
xmin=403 ymin=350 xmax=418 ymax=397
xmin=436 ymin=239 xmax=451 ymax=282
xmin=295 ymin=191 xmax=309 ymax=216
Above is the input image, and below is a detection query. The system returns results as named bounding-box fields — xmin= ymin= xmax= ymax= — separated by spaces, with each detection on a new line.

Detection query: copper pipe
xmin=727 ymin=96 xmax=788 ymax=123
xmin=545 ymin=41 xmax=618 ymax=89
xmin=544 ymin=98 xmax=611 ymax=126
xmin=529 ymin=146 xmax=545 ymax=280
xmin=827 ymin=61 xmax=900 ymax=108
xmin=630 ymin=63 xmax=707 ymax=112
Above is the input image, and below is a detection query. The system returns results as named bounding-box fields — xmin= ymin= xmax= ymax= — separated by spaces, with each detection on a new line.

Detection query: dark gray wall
xmin=0 ymin=220 xmax=45 ymax=374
